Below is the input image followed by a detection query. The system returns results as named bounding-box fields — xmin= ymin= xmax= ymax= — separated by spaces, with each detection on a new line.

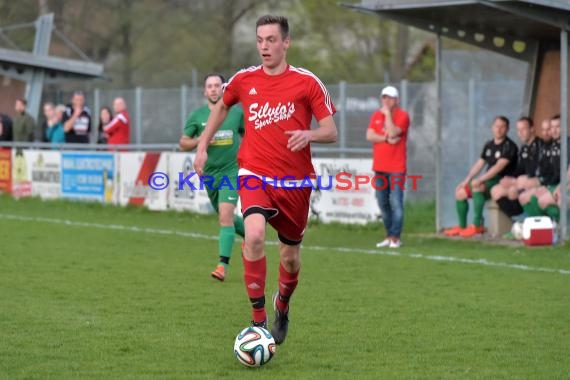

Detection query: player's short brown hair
xmin=256 ymin=15 xmax=289 ymax=38
xmin=517 ymin=116 xmax=534 ymax=128
xmin=495 ymin=115 xmax=510 ymax=129
xmin=203 ymin=73 xmax=225 ymax=86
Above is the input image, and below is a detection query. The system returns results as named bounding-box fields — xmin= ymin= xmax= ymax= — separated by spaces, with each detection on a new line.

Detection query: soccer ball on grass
xmin=234 ymin=326 xmax=276 ymax=367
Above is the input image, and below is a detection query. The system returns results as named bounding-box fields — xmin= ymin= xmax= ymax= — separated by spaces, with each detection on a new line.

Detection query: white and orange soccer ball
xmin=234 ymin=326 xmax=276 ymax=367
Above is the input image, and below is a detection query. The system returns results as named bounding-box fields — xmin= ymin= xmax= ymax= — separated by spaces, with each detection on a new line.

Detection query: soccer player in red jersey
xmin=194 ymin=15 xmax=337 ymax=345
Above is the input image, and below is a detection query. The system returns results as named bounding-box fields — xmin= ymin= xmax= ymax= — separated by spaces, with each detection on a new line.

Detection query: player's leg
xmin=204 ymin=186 xmax=226 ymax=280
xmin=210 ymin=201 xmax=237 ymax=281
xmin=211 ymin=176 xmax=244 ymax=281
xmin=461 ymin=177 xmax=497 ymax=237
xmin=374 ymin=172 xmax=393 ymax=246
xmin=520 ymin=187 xmax=542 ymax=216
xmin=227 ymin=174 xmax=245 ymax=238
xmin=520 ymin=176 xmax=541 ymax=191
xmin=388 ymin=172 xmax=405 ymax=247
xmin=493 ymin=177 xmax=521 ymax=217
xmin=444 ymin=181 xmax=470 ymax=236
xmin=239 ymin=176 xmax=277 ymax=327
xmin=538 ymin=185 xmax=560 ymax=221
xmin=243 ymin=213 xmax=268 ymax=326
xmin=268 ymin=185 xmax=311 ymax=345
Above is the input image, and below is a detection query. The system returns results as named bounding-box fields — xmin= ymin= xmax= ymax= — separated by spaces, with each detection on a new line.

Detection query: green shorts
xmin=205 ymin=173 xmax=238 ymax=213
xmin=467 ymin=176 xmax=499 ymax=199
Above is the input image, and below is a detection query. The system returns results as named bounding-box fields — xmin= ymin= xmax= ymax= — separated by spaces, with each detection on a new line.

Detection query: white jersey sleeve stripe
xmin=289 ymin=66 xmax=334 ymax=115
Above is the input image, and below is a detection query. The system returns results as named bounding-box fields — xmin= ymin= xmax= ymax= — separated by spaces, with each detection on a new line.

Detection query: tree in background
xmin=0 ymin=0 xmax=435 ymax=88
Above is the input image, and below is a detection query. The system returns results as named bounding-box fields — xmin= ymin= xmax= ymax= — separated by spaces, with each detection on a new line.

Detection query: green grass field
xmin=1 ymin=195 xmax=569 ymax=379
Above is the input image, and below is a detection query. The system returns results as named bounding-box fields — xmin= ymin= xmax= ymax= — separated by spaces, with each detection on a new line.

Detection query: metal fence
xmin=43 ymin=79 xmax=529 ymax=206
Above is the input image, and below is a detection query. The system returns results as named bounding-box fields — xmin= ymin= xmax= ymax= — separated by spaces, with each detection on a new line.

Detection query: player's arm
xmin=179 ymin=135 xmax=200 ymax=151
xmin=366 ymin=128 xmax=387 ymax=143
xmin=194 ymin=101 xmax=230 ymax=175
xmin=179 ymin=112 xmax=201 ymax=151
xmin=461 ymin=158 xmax=486 ymax=185
xmin=104 ymin=114 xmax=127 ymax=137
xmin=479 ymin=140 xmax=517 ymax=183
xmin=286 ymin=115 xmax=337 ymax=152
xmin=311 ymin=115 xmax=337 ymax=143
xmin=478 ymin=158 xmax=510 ymax=182
xmin=63 ymin=107 xmax=79 ymax=132
xmin=383 ymin=110 xmax=402 ymax=138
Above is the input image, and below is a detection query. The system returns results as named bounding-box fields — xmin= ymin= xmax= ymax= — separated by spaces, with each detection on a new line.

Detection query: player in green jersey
xmin=179 ymin=73 xmax=245 ymax=281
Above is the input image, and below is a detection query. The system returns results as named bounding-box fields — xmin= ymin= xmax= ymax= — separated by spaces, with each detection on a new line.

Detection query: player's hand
xmin=73 ymin=106 xmax=82 ymax=117
xmin=457 ymin=180 xmax=468 ymax=193
xmin=380 ymin=105 xmax=391 ymax=116
xmin=194 ymin=150 xmax=208 ymax=176
xmin=471 ymin=178 xmax=482 ymax=189
xmin=386 ymin=136 xmax=401 ymax=144
xmin=553 ymin=187 xmax=561 ymax=203
xmin=285 ymin=130 xmax=311 ymax=152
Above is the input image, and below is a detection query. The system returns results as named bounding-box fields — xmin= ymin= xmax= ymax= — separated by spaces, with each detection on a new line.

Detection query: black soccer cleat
xmin=271 ymin=292 xmax=289 ymax=345
xmin=251 ymin=319 xmax=267 ymax=330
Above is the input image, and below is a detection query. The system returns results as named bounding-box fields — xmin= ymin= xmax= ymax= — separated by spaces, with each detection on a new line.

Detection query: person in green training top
xmin=179 ymin=73 xmax=245 ymax=281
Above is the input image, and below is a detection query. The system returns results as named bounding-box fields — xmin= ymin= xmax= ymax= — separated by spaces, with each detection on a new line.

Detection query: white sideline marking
xmin=2 ymin=213 xmax=569 ymax=276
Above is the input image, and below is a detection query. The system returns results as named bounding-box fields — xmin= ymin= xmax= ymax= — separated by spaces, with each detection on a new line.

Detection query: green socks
xmin=218 ymin=226 xmax=236 ymax=268
xmin=233 ymin=215 xmax=245 ymax=238
xmin=544 ymin=205 xmax=560 ymax=221
xmin=456 ymin=200 xmax=468 ymax=228
xmin=472 ymin=192 xmax=486 ymax=227
xmin=523 ymin=196 xmax=542 ymax=217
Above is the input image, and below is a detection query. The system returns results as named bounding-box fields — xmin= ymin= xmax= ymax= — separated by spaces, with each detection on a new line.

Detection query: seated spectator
xmin=97 ymin=106 xmax=113 ymax=144
xmin=103 ymin=97 xmax=130 ymax=145
xmin=520 ymin=114 xmax=568 ymax=220
xmin=517 ymin=118 xmax=553 ymax=192
xmin=0 ymin=113 xmax=13 ymax=141
xmin=552 ymin=167 xmax=570 ymax=208
xmin=444 ymin=116 xmax=518 ymax=237
xmin=490 ymin=116 xmax=541 ymax=217
xmin=44 ymin=102 xmax=65 ymax=144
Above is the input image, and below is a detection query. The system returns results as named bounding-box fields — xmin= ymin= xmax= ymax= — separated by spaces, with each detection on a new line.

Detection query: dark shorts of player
xmin=465 ymin=176 xmax=500 ymax=199
xmin=205 ymin=173 xmax=239 ymax=213
xmin=238 ymin=176 xmax=311 ymax=245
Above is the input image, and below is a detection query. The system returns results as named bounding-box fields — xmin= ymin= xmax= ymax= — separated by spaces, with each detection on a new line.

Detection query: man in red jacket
xmin=104 ymin=97 xmax=130 ymax=145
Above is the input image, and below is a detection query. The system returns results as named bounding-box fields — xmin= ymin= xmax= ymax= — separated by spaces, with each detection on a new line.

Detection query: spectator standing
xmin=97 ymin=106 xmax=113 ymax=144
xmin=366 ymin=86 xmax=411 ymax=248
xmin=44 ymin=102 xmax=65 ymax=144
xmin=63 ymin=91 xmax=91 ymax=143
xmin=0 ymin=113 xmax=13 ymax=141
xmin=103 ymin=97 xmax=130 ymax=145
xmin=13 ymin=98 xmax=36 ymax=142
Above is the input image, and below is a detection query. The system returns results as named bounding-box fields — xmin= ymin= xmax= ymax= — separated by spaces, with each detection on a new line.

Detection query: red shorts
xmin=238 ymin=176 xmax=312 ymax=244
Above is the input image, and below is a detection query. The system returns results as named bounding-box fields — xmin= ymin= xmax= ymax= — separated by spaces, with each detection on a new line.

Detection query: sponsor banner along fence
xmin=1 ymin=150 xmax=383 ymax=224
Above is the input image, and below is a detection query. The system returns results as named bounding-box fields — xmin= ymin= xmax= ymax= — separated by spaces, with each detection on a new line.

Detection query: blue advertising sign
xmin=61 ymin=152 xmax=115 ymax=201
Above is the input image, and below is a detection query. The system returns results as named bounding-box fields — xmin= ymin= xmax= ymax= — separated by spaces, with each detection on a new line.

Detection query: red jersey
xmin=104 ymin=111 xmax=130 ymax=145
xmin=368 ymin=108 xmax=410 ymax=173
xmin=223 ymin=65 xmax=336 ymax=180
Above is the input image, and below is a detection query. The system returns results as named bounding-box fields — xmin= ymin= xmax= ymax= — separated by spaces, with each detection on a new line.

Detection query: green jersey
xmin=183 ymin=105 xmax=244 ymax=175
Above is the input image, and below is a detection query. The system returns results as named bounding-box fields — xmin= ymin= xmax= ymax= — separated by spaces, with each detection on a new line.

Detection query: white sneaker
xmin=376 ymin=239 xmax=391 ymax=248
xmin=389 ymin=239 xmax=401 ymax=248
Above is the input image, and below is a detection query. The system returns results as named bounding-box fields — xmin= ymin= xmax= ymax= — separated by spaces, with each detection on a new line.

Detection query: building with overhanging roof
xmin=344 ymin=0 xmax=569 ymax=239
